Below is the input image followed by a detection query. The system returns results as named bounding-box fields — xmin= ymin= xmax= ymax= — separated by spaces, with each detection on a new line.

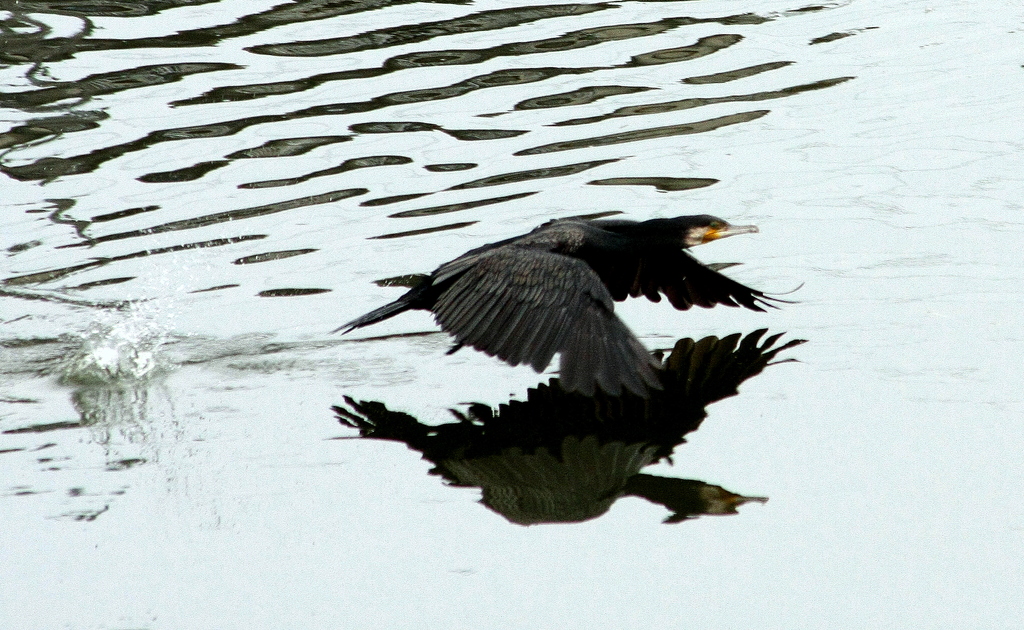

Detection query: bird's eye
xmin=709 ymin=221 xmax=725 ymax=229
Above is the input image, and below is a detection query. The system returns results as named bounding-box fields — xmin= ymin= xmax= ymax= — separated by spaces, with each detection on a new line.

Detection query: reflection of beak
xmin=703 ymin=223 xmax=759 ymax=243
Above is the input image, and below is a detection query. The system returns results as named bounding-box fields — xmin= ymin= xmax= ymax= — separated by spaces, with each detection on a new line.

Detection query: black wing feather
xmin=432 ymin=246 xmax=660 ymax=396
xmin=586 ymin=248 xmax=782 ymax=312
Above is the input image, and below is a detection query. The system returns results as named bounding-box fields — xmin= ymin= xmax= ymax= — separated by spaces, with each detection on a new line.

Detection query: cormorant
xmin=337 ymin=215 xmax=785 ymax=397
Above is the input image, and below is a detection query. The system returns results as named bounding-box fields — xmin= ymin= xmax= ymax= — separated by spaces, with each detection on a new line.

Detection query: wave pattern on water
xmin=0 ymin=0 xmax=852 ymax=309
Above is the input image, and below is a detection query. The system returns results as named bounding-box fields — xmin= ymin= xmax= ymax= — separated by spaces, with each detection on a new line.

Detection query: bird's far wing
xmin=591 ymin=249 xmax=784 ymax=312
xmin=431 ymin=246 xmax=661 ymax=397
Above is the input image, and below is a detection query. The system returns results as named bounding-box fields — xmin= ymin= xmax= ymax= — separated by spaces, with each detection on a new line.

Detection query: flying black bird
xmin=337 ymin=215 xmax=785 ymax=397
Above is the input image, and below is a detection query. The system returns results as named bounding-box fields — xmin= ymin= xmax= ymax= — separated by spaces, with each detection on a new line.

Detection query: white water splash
xmin=61 ymin=302 xmax=172 ymax=385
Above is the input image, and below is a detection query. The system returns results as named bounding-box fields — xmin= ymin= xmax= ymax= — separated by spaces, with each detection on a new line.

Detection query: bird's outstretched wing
xmin=588 ymin=249 xmax=784 ymax=312
xmin=431 ymin=246 xmax=661 ymax=397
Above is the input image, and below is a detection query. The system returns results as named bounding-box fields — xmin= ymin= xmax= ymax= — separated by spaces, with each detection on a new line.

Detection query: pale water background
xmin=2 ymin=0 xmax=1023 ymax=628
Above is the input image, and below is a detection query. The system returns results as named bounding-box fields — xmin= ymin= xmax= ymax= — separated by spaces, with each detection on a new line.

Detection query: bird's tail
xmin=332 ymin=299 xmax=413 ymax=334
xmin=333 ymin=281 xmax=434 ymax=334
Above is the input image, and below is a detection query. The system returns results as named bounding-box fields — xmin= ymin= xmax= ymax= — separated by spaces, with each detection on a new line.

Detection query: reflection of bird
xmin=338 ymin=215 xmax=784 ymax=396
xmin=334 ymin=330 xmax=803 ymax=525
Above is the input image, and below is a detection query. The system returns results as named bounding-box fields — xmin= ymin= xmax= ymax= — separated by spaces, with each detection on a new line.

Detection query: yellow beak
xmin=703 ymin=223 xmax=759 ymax=243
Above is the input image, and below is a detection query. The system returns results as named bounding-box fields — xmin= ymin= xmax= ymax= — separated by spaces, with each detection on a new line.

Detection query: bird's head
xmin=681 ymin=215 xmax=759 ymax=248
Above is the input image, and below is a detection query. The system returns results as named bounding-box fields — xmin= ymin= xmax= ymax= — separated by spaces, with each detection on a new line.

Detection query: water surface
xmin=2 ymin=1 xmax=1023 ymax=628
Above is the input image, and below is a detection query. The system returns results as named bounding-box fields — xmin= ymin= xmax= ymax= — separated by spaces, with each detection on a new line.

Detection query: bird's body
xmin=339 ymin=215 xmax=783 ymax=397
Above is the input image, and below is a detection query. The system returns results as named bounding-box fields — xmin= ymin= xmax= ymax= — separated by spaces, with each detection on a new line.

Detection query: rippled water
xmin=2 ymin=1 xmax=1024 ymax=628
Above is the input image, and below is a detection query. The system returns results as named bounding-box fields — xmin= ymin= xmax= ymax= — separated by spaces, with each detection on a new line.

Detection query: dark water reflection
xmin=0 ymin=0 xmax=469 ymax=65
xmin=0 ymin=63 xmax=241 ymax=111
xmin=335 ymin=330 xmax=803 ymax=525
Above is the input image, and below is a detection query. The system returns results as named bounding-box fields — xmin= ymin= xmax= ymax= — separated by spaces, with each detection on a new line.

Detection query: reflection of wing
xmin=587 ymin=249 xmax=781 ymax=311
xmin=432 ymin=246 xmax=660 ymax=397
